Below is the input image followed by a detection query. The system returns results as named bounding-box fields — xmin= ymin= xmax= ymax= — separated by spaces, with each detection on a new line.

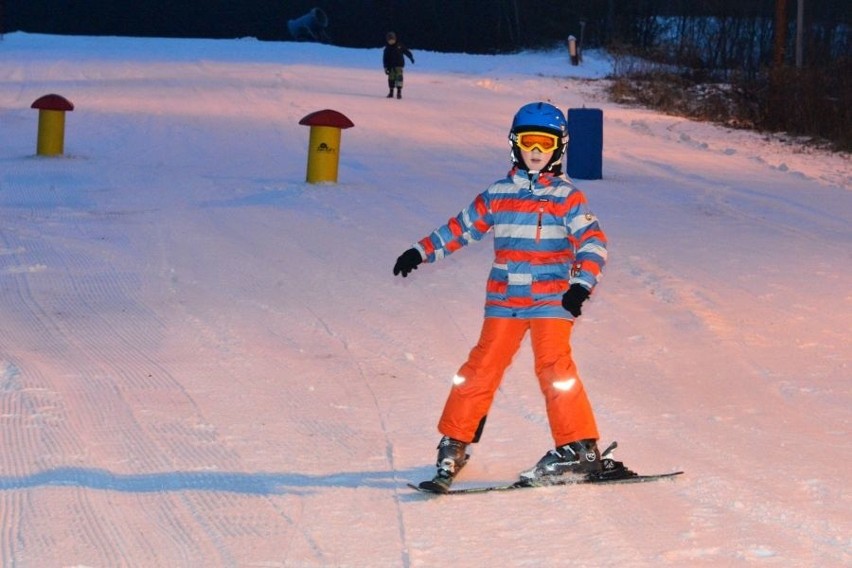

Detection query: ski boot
xmin=519 ymin=439 xmax=601 ymax=485
xmin=426 ymin=436 xmax=469 ymax=493
xmin=519 ymin=440 xmax=636 ymax=485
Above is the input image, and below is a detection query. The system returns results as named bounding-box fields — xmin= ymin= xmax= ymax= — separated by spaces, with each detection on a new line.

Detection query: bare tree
xmin=496 ymin=0 xmax=521 ymax=46
xmin=773 ymin=0 xmax=788 ymax=67
xmin=795 ymin=0 xmax=804 ymax=68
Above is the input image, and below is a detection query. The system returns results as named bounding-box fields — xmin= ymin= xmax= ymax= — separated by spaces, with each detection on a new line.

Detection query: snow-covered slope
xmin=0 ymin=33 xmax=849 ymax=566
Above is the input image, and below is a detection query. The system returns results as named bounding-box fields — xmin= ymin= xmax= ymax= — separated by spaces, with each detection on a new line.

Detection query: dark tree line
xmin=4 ymin=1 xmax=849 ymax=65
xmin=4 ymin=1 xmax=849 ymax=147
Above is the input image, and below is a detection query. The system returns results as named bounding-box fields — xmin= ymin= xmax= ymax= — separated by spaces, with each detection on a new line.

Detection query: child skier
xmin=393 ymin=102 xmax=630 ymax=490
xmin=382 ymin=31 xmax=414 ymax=99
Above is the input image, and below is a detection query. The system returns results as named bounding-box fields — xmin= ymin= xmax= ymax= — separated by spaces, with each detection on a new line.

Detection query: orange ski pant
xmin=437 ymin=317 xmax=599 ymax=447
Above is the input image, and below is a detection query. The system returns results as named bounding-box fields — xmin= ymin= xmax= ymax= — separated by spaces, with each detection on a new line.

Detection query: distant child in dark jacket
xmin=382 ymin=32 xmax=414 ymax=99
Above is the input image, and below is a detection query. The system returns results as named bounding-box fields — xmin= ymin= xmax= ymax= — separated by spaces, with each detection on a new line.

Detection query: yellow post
xmin=36 ymin=109 xmax=67 ymax=156
xmin=31 ymin=94 xmax=75 ymax=157
xmin=298 ymin=109 xmax=354 ymax=184
xmin=306 ymin=125 xmax=343 ymax=183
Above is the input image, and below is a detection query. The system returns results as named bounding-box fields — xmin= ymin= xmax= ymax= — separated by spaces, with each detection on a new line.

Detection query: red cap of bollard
xmin=299 ymin=109 xmax=353 ymax=129
xmin=31 ymin=94 xmax=75 ymax=111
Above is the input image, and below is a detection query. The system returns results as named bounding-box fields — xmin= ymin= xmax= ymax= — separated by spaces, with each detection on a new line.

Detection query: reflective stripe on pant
xmin=437 ymin=317 xmax=599 ymax=447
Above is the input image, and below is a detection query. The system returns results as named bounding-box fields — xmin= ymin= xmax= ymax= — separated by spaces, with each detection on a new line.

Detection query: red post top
xmin=298 ymin=109 xmax=354 ymax=129
xmin=31 ymin=94 xmax=75 ymax=112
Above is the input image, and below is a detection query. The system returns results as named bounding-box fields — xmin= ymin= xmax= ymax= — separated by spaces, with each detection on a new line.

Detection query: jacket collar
xmin=508 ymin=166 xmax=558 ymax=188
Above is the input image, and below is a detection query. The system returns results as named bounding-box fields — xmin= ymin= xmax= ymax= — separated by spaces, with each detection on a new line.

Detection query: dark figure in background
xmin=383 ymin=32 xmax=414 ymax=99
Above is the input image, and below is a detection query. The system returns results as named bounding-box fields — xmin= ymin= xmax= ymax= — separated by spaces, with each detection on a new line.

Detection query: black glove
xmin=384 ymin=68 xmax=391 ymax=75
xmin=393 ymin=248 xmax=422 ymax=277
xmin=561 ymin=284 xmax=591 ymax=317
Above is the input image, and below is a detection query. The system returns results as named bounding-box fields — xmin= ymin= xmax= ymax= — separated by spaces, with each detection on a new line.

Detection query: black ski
xmin=408 ymin=470 xmax=683 ymax=495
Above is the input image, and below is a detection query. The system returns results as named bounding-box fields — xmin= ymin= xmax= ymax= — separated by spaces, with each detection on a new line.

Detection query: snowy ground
xmin=0 ymin=32 xmax=849 ymax=567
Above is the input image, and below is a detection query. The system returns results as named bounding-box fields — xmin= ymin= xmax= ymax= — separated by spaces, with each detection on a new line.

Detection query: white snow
xmin=0 ymin=32 xmax=849 ymax=566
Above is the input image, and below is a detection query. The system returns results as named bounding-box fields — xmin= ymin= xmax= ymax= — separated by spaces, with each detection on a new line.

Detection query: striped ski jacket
xmin=414 ymin=168 xmax=607 ymax=319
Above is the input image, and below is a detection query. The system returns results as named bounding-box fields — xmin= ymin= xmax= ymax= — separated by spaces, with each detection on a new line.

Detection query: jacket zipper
xmin=536 ymin=198 xmax=547 ymax=243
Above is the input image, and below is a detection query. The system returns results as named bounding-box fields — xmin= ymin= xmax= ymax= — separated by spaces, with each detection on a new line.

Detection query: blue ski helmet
xmin=508 ymin=102 xmax=568 ymax=173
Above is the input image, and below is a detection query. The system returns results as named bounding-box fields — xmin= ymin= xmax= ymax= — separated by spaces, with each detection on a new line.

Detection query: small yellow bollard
xmin=31 ymin=94 xmax=75 ymax=156
xmin=298 ymin=109 xmax=354 ymax=183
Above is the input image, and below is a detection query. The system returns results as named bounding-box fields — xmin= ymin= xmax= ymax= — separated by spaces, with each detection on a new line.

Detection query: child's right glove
xmin=384 ymin=68 xmax=391 ymax=75
xmin=393 ymin=248 xmax=422 ymax=277
xmin=561 ymin=284 xmax=591 ymax=317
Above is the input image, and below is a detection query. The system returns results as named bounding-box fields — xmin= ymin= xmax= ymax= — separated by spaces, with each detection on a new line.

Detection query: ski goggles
xmin=512 ymin=131 xmax=561 ymax=152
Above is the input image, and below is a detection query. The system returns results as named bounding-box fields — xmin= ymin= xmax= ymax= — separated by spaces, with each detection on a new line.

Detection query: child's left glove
xmin=384 ymin=68 xmax=391 ymax=75
xmin=561 ymin=284 xmax=591 ymax=317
